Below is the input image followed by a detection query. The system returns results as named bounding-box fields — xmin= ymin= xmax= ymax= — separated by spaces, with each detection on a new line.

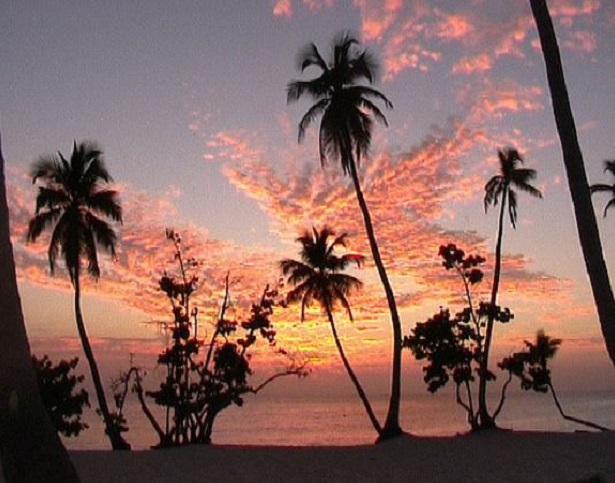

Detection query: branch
xmin=492 ymin=371 xmax=513 ymax=420
xmin=455 ymin=381 xmax=474 ymax=428
xmin=548 ymin=383 xmax=610 ymax=432
xmin=249 ymin=365 xmax=307 ymax=394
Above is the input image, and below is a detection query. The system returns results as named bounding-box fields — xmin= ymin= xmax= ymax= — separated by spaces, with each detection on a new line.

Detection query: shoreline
xmin=69 ymin=430 xmax=615 ymax=482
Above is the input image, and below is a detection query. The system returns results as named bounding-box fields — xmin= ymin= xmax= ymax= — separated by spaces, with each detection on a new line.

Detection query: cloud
xmin=561 ymin=30 xmax=597 ymax=53
xmin=353 ymin=0 xmax=404 ymax=42
xmin=453 ymin=53 xmax=493 ymax=75
xmin=273 ymin=0 xmax=293 ymax=17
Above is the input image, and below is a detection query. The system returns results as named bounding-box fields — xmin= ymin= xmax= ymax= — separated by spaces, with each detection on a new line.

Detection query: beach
xmin=69 ymin=431 xmax=615 ymax=483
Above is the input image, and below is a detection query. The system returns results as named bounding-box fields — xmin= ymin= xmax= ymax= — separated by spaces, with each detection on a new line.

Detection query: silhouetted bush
xmin=32 ymin=354 xmax=90 ymax=437
xmin=403 ymin=244 xmax=516 ymax=430
xmin=113 ymin=230 xmax=307 ymax=447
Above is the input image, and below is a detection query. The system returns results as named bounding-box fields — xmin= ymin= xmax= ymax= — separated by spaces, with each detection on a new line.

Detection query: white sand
xmin=69 ymin=431 xmax=615 ymax=482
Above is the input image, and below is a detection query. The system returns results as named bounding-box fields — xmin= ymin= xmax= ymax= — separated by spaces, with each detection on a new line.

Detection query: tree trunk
xmin=325 ymin=306 xmax=382 ymax=436
xmin=530 ymin=0 xmax=615 ymax=366
xmin=478 ymin=188 xmax=508 ymax=429
xmin=73 ymin=271 xmax=130 ymax=450
xmin=0 ymin=133 xmax=81 ymax=482
xmin=347 ymin=157 xmax=403 ymax=439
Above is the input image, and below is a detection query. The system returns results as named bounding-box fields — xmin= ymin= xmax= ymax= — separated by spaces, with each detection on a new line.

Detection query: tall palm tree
xmin=590 ymin=160 xmax=615 ymax=218
xmin=287 ymin=32 xmax=402 ymax=438
xmin=27 ymin=141 xmax=130 ymax=450
xmin=0 ymin=133 xmax=80 ymax=481
xmin=530 ymin=0 xmax=615 ymax=367
xmin=481 ymin=148 xmax=542 ymax=428
xmin=280 ymin=226 xmax=382 ymax=436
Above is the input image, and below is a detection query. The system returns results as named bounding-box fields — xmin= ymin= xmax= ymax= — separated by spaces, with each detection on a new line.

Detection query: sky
xmin=2 ymin=0 xmax=615 ymax=396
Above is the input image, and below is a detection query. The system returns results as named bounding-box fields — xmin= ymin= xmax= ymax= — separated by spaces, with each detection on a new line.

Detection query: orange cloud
xmin=353 ymin=0 xmax=404 ymax=42
xmin=433 ymin=11 xmax=474 ymax=41
xmin=453 ymin=53 xmax=493 ymax=75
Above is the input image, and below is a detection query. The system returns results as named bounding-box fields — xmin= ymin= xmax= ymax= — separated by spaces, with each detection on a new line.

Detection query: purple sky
xmin=1 ymin=0 xmax=615 ymax=391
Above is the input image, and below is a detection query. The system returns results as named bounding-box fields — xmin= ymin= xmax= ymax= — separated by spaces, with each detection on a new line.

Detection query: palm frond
xmin=30 ymin=156 xmax=61 ymax=184
xmin=332 ymin=285 xmax=354 ymax=321
xmin=86 ymin=212 xmax=118 ymax=258
xmin=515 ymin=182 xmax=542 ymax=199
xmin=484 ymin=176 xmax=503 ymax=211
xmin=590 ymin=183 xmax=614 ymax=194
xmin=349 ymin=50 xmax=377 ymax=84
xmin=357 ymin=97 xmax=389 ymax=127
xmin=83 ymin=226 xmax=101 ymax=279
xmin=508 ymin=189 xmax=518 ymax=228
xmin=347 ymin=85 xmax=393 ymax=110
xmin=27 ymin=209 xmax=62 ymax=243
xmin=86 ymin=189 xmax=123 ymax=223
xmin=34 ymin=186 xmax=70 ymax=213
xmin=298 ymin=99 xmax=329 ymax=143
xmin=603 ymin=159 xmax=615 ymax=175
xmin=287 ymin=80 xmax=325 ymax=104
xmin=297 ymin=42 xmax=328 ymax=72
xmin=333 ymin=31 xmax=358 ymax=70
xmin=604 ymin=198 xmax=615 ymax=218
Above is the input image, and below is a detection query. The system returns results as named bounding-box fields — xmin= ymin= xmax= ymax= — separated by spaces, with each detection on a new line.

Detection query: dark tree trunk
xmin=0 ymin=133 xmax=81 ymax=482
xmin=325 ymin=306 xmax=382 ymax=436
xmin=478 ymin=189 xmax=508 ymax=429
xmin=530 ymin=0 xmax=615 ymax=366
xmin=73 ymin=271 xmax=130 ymax=450
xmin=347 ymin=157 xmax=403 ymax=440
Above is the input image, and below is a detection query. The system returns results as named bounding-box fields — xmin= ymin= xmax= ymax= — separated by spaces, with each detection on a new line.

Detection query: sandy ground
xmin=68 ymin=431 xmax=615 ymax=483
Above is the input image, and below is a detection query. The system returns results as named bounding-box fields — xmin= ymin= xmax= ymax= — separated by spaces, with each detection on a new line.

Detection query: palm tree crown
xmin=590 ymin=159 xmax=615 ymax=218
xmin=287 ymin=32 xmax=393 ymax=175
xmin=27 ymin=141 xmax=122 ymax=282
xmin=280 ymin=226 xmax=364 ymax=321
xmin=484 ymin=148 xmax=543 ymax=227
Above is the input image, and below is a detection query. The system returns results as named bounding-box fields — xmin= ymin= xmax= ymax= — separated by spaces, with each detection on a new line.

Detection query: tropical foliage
xmin=27 ymin=140 xmax=129 ymax=450
xmin=590 ymin=160 xmax=615 ymax=218
xmin=500 ymin=330 xmax=609 ymax=431
xmin=280 ymin=226 xmax=382 ymax=435
xmin=113 ymin=230 xmax=307 ymax=446
xmin=404 ymin=244 xmax=514 ymax=430
xmin=288 ymin=31 xmax=403 ymax=438
xmin=32 ymin=355 xmax=90 ymax=438
xmin=480 ymin=147 xmax=542 ymax=428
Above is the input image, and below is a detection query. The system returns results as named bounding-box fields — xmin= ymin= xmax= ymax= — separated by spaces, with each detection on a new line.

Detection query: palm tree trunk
xmin=547 ymin=382 xmax=610 ymax=432
xmin=72 ymin=271 xmax=130 ymax=450
xmin=530 ymin=0 xmax=615 ymax=366
xmin=325 ymin=306 xmax=382 ymax=436
xmin=479 ymin=189 xmax=508 ymax=429
xmin=347 ymin=157 xmax=403 ymax=439
xmin=0 ymin=133 xmax=81 ymax=482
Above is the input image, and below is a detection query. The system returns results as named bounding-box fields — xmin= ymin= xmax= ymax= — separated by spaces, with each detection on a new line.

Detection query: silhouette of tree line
xmin=1 ymin=1 xmax=615 ymax=479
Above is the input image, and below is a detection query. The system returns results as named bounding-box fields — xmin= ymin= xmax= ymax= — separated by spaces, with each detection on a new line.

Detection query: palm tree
xmin=590 ymin=160 xmax=615 ymax=218
xmin=280 ymin=226 xmax=382 ymax=436
xmin=530 ymin=0 xmax=615 ymax=367
xmin=287 ymin=32 xmax=402 ymax=438
xmin=481 ymin=148 xmax=542 ymax=428
xmin=0 ymin=133 xmax=80 ymax=481
xmin=525 ymin=330 xmax=609 ymax=431
xmin=27 ymin=141 xmax=130 ymax=450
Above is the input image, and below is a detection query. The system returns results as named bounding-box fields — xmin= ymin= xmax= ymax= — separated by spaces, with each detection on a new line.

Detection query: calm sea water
xmin=62 ymin=389 xmax=615 ymax=450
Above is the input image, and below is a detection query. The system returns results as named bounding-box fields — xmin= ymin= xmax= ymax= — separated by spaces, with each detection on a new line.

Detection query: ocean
xmin=61 ymin=388 xmax=615 ymax=450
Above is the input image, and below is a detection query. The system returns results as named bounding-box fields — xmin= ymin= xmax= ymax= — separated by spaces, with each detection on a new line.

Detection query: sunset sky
xmin=2 ymin=0 xmax=615 ymax=395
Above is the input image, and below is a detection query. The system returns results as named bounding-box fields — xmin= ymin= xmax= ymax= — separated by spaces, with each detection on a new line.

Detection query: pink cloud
xmin=453 ymin=53 xmax=493 ymax=75
xmin=353 ymin=0 xmax=404 ymax=42
xmin=273 ymin=0 xmax=293 ymax=17
xmin=561 ymin=30 xmax=597 ymax=53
